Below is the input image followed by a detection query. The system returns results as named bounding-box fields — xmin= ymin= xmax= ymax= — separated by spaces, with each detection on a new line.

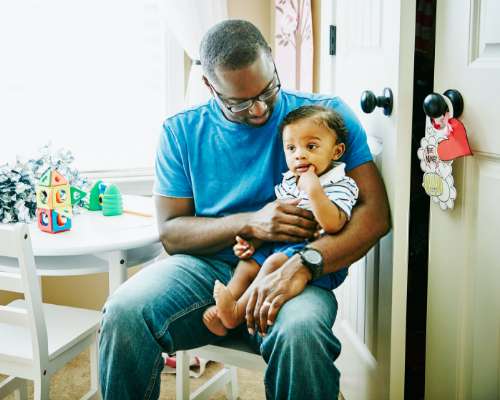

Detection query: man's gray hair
xmin=200 ymin=19 xmax=271 ymax=83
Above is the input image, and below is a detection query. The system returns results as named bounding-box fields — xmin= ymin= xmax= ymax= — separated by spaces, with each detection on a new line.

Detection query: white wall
xmin=227 ymin=0 xmax=272 ymax=44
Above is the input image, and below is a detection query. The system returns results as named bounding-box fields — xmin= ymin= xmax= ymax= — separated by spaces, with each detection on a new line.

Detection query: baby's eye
xmin=286 ymin=145 xmax=296 ymax=151
xmin=307 ymin=143 xmax=318 ymax=150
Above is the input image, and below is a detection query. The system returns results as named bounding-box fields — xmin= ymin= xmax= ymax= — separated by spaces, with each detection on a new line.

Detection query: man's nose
xmin=248 ymin=100 xmax=267 ymax=116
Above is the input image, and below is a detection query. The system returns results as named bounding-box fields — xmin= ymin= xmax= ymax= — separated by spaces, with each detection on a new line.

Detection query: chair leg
xmin=33 ymin=376 xmax=50 ymax=400
xmin=176 ymin=351 xmax=191 ymax=400
xmin=14 ymin=379 xmax=28 ymax=400
xmin=80 ymin=337 xmax=101 ymax=400
xmin=225 ymin=366 xmax=239 ymax=400
xmin=0 ymin=377 xmax=28 ymax=400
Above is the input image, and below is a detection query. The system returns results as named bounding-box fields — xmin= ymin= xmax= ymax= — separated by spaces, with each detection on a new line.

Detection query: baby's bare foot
xmin=214 ymin=280 xmax=243 ymax=329
xmin=202 ymin=305 xmax=227 ymax=336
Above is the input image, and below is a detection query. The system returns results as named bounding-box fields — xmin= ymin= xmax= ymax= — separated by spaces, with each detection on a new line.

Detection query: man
xmin=99 ymin=20 xmax=389 ymax=399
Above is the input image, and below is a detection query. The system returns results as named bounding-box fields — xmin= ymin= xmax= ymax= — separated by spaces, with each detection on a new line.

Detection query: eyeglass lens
xmin=230 ymin=85 xmax=280 ymax=112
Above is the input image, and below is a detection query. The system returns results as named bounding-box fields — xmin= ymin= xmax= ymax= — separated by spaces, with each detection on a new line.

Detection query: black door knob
xmin=360 ymin=88 xmax=393 ymax=116
xmin=423 ymin=89 xmax=463 ymax=118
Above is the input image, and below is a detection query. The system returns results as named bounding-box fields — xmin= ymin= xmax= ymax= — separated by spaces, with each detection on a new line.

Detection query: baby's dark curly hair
xmin=279 ymin=105 xmax=348 ymax=145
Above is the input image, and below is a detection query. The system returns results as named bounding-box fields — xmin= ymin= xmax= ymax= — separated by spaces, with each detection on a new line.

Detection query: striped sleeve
xmin=323 ymin=177 xmax=359 ymax=219
xmin=274 ymin=182 xmax=299 ymax=201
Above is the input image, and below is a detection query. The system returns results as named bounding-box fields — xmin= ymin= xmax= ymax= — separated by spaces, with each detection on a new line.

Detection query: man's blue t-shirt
xmin=154 ymin=89 xmax=372 ymax=290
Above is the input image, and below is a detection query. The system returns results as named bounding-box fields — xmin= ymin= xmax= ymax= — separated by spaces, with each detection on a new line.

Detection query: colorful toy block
xmin=37 ymin=208 xmax=52 ymax=232
xmin=36 ymin=184 xmax=71 ymax=210
xmin=52 ymin=209 xmax=72 ymax=232
xmin=39 ymin=169 xmax=51 ymax=186
xmin=36 ymin=208 xmax=72 ymax=233
xmin=36 ymin=169 xmax=74 ymax=234
xmin=39 ymin=169 xmax=68 ymax=187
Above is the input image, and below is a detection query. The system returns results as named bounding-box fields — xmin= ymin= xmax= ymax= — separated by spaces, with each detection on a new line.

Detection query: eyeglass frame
xmin=206 ymin=61 xmax=281 ymax=113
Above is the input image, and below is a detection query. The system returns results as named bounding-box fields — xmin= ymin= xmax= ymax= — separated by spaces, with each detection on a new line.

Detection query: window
xmin=0 ymin=0 xmax=184 ymax=173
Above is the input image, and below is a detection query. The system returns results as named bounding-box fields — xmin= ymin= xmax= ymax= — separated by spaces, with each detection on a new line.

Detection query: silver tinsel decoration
xmin=0 ymin=144 xmax=90 ymax=223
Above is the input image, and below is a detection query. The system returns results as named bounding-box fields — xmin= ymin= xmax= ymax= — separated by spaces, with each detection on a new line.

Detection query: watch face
xmin=304 ymin=249 xmax=322 ymax=265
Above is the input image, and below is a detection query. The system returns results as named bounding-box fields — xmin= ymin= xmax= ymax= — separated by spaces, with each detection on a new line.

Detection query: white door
xmin=331 ymin=1 xmax=416 ymax=399
xmin=425 ymin=2 xmax=500 ymax=399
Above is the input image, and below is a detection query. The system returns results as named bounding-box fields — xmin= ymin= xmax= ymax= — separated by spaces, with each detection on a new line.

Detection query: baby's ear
xmin=332 ymin=143 xmax=346 ymax=160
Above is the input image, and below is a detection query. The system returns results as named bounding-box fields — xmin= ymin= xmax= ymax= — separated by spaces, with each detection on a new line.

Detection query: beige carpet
xmin=0 ymin=350 xmax=265 ymax=400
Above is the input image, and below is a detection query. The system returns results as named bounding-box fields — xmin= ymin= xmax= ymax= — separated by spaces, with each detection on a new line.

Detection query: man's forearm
xmin=308 ymin=161 xmax=391 ymax=274
xmin=311 ymin=201 xmax=390 ymax=274
xmin=160 ymin=213 xmax=250 ymax=255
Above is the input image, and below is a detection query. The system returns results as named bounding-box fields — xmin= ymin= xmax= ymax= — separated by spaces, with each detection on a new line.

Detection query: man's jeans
xmin=99 ymin=254 xmax=342 ymax=400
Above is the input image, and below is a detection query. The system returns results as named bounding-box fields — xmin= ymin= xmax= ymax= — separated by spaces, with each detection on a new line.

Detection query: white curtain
xmin=162 ymin=0 xmax=228 ymax=106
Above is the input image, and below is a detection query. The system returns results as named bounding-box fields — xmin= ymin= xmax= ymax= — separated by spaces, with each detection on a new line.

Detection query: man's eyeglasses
xmin=208 ymin=64 xmax=281 ymax=113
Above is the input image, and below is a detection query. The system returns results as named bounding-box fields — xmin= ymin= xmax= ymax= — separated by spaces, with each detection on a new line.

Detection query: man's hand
xmin=244 ymin=199 xmax=318 ymax=243
xmin=297 ymin=165 xmax=321 ymax=194
xmin=233 ymin=235 xmax=255 ymax=259
xmin=245 ymin=254 xmax=311 ymax=336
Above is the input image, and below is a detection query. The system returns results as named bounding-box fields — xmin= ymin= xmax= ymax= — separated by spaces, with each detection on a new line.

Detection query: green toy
xmin=87 ymin=180 xmax=107 ymax=211
xmin=70 ymin=186 xmax=87 ymax=206
xmin=102 ymin=184 xmax=123 ymax=216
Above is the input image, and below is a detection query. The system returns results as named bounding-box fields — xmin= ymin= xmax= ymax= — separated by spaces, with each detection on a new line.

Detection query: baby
xmin=203 ymin=105 xmax=359 ymax=336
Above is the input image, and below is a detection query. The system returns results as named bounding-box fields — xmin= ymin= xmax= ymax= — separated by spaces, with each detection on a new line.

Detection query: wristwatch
xmin=296 ymin=247 xmax=324 ymax=280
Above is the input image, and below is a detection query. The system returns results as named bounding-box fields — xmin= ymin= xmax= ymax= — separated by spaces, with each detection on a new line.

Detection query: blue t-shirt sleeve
xmin=326 ymin=98 xmax=373 ymax=171
xmin=153 ymin=121 xmax=193 ymax=198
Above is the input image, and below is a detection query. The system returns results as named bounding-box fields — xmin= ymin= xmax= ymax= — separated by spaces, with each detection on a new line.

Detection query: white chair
xmin=0 ymin=223 xmax=101 ymax=400
xmin=176 ymin=337 xmax=266 ymax=400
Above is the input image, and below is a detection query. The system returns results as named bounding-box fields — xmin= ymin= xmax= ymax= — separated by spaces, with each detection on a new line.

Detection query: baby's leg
xmin=226 ymin=258 xmax=261 ymax=299
xmin=230 ymin=253 xmax=289 ymax=325
xmin=203 ymin=259 xmax=260 ymax=335
xmin=214 ymin=259 xmax=261 ymax=330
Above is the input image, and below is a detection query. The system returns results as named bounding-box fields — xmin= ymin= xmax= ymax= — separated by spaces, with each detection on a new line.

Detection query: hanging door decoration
xmin=418 ymin=90 xmax=473 ymax=210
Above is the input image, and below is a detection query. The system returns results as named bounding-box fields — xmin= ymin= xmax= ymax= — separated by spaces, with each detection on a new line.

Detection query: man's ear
xmin=202 ymin=76 xmax=213 ymax=92
xmin=332 ymin=143 xmax=346 ymax=161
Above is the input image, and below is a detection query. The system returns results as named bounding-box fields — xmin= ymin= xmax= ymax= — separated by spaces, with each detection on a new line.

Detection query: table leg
xmin=107 ymin=250 xmax=127 ymax=294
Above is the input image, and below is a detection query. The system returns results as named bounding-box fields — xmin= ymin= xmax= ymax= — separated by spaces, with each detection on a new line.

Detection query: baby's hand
xmin=233 ymin=236 xmax=255 ymax=259
xmin=297 ymin=165 xmax=320 ymax=194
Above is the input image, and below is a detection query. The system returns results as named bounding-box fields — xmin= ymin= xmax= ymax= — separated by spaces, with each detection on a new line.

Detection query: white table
xmin=1 ymin=195 xmax=163 ymax=294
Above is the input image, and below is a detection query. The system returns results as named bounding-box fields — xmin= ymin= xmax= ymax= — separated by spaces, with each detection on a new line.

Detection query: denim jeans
xmin=99 ymin=254 xmax=341 ymax=400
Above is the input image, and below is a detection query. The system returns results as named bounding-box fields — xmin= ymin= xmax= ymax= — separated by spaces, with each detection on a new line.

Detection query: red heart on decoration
xmin=437 ymin=118 xmax=473 ymax=161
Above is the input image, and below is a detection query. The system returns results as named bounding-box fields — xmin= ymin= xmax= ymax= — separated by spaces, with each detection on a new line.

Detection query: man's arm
xmin=245 ymin=161 xmax=390 ymax=334
xmin=312 ymin=160 xmax=390 ymax=271
xmin=155 ymin=196 xmax=318 ymax=255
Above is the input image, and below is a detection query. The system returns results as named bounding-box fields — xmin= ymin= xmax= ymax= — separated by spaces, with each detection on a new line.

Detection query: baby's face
xmin=282 ymin=118 xmax=345 ymax=177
